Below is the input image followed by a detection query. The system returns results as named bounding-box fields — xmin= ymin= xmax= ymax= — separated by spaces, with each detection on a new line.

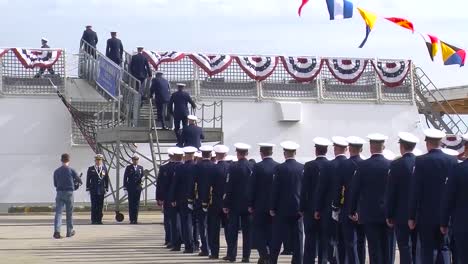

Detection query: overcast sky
xmin=1 ymin=0 xmax=467 ymax=87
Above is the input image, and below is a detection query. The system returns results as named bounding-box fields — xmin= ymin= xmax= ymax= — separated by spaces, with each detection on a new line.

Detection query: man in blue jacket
xmin=169 ymin=83 xmax=196 ymax=147
xmin=86 ymin=154 xmax=109 ymax=225
xmin=150 ymin=71 xmax=171 ymax=129
xmin=129 ymin=46 xmax=152 ymax=93
xmin=123 ymin=154 xmax=145 ymax=224
xmin=182 ymin=115 xmax=204 ymax=148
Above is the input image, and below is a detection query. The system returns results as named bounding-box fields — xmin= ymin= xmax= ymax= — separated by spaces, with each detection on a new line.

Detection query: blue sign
xmin=96 ymin=55 xmax=121 ymax=97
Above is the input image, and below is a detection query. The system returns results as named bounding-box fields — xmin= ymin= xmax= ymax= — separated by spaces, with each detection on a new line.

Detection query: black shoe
xmin=170 ymin=247 xmax=181 ymax=252
xmin=209 ymin=255 xmax=219 ymax=259
xmin=164 ymin=242 xmax=169 ymax=246
xmin=53 ymin=232 xmax=62 ymax=239
xmin=183 ymin=249 xmax=194 ymax=254
xmin=241 ymin=258 xmax=250 ymax=263
xmin=193 ymin=246 xmax=200 ymax=252
xmin=66 ymin=230 xmax=76 ymax=238
xmin=198 ymin=252 xmax=209 ymax=257
xmin=98 ymin=221 xmax=103 ymax=225
xmin=166 ymin=244 xmax=173 ymax=249
xmin=222 ymin=256 xmax=235 ymax=262
xmin=280 ymin=250 xmax=292 ymax=255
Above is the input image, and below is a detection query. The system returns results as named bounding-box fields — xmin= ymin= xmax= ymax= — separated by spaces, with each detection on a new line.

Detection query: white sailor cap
xmin=187 ymin=115 xmax=198 ymax=121
xmin=176 ymin=83 xmax=186 ymax=87
xmin=200 ymin=145 xmax=214 ymax=152
xmin=463 ymin=133 xmax=468 ymax=142
xmin=214 ymin=145 xmax=229 ymax=154
xmin=313 ymin=137 xmax=332 ymax=147
xmin=195 ymin=151 xmax=202 ymax=158
xmin=234 ymin=143 xmax=251 ymax=150
xmin=383 ymin=149 xmax=396 ymax=160
xmin=423 ymin=129 xmax=446 ymax=140
xmin=442 ymin=148 xmax=459 ymax=157
xmin=183 ymin=146 xmax=198 ymax=154
xmin=413 ymin=148 xmax=423 ymax=156
xmin=346 ymin=136 xmax=366 ymax=146
xmin=41 ymin=37 xmax=48 ymax=42
xmin=131 ymin=154 xmax=140 ymax=160
xmin=398 ymin=132 xmax=420 ymax=144
xmin=167 ymin=147 xmax=178 ymax=156
xmin=172 ymin=148 xmax=185 ymax=155
xmin=367 ymin=133 xmax=388 ymax=142
xmin=280 ymin=141 xmax=300 ymax=150
xmin=332 ymin=136 xmax=349 ymax=147
xmin=95 ymin=154 xmax=104 ymax=160
xmin=258 ymin=143 xmax=276 ymax=148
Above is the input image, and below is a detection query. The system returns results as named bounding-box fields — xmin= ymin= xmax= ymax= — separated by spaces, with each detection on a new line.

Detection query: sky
xmin=1 ymin=0 xmax=468 ymax=87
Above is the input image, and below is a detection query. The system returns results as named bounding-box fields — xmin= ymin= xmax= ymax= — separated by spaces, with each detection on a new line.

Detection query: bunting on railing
xmin=188 ymin=54 xmax=233 ymax=76
xmin=325 ymin=58 xmax=368 ymax=83
xmin=235 ymin=56 xmax=279 ymax=81
xmin=372 ymin=60 xmax=411 ymax=87
xmin=143 ymin=50 xmax=185 ymax=69
xmin=281 ymin=56 xmax=323 ymax=82
xmin=0 ymin=48 xmax=9 ymax=58
xmin=12 ymin=48 xmax=62 ymax=69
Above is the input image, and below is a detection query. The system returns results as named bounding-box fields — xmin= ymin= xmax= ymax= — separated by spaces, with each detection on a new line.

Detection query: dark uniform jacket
xmin=350 ymin=154 xmax=391 ymax=224
xmin=130 ymin=53 xmax=152 ymax=79
xmin=168 ymin=160 xmax=196 ymax=205
xmin=409 ymin=149 xmax=457 ymax=226
xmin=385 ymin=152 xmax=416 ymax=224
xmin=316 ymin=155 xmax=346 ymax=215
xmin=195 ymin=159 xmax=217 ymax=209
xmin=441 ymin=159 xmax=468 ymax=233
xmin=334 ymin=155 xmax=363 ymax=222
xmin=224 ymin=159 xmax=253 ymax=213
xmin=271 ymin=159 xmax=304 ymax=217
xmin=169 ymin=91 xmax=196 ymax=119
xmin=156 ymin=162 xmax=177 ymax=204
xmin=86 ymin=165 xmax=109 ymax=196
xmin=40 ymin=44 xmax=52 ymax=61
xmin=210 ymin=160 xmax=230 ymax=210
xmin=300 ymin=156 xmax=331 ymax=213
xmin=182 ymin=125 xmax=205 ymax=148
xmin=123 ymin=164 xmax=144 ymax=192
xmin=106 ymin=38 xmax=124 ymax=65
xmin=150 ymin=77 xmax=171 ymax=103
xmin=81 ymin=29 xmax=98 ymax=47
xmin=249 ymin=157 xmax=279 ymax=213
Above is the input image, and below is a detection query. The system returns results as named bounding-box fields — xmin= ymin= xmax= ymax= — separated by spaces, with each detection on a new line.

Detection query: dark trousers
xmin=419 ymin=224 xmax=449 ymax=264
xmin=195 ymin=209 xmax=209 ymax=254
xmin=193 ymin=211 xmax=200 ymax=249
xmin=395 ymin=224 xmax=416 ymax=264
xmin=155 ymin=102 xmax=169 ymax=128
xmin=90 ymin=194 xmax=104 ymax=223
xmin=127 ymin=189 xmax=141 ymax=222
xmin=170 ymin=207 xmax=182 ymax=249
xmin=226 ymin=211 xmax=252 ymax=260
xmin=176 ymin=203 xmax=194 ymax=251
xmin=317 ymin=216 xmax=333 ymax=264
xmin=364 ymin=223 xmax=395 ymax=264
xmin=454 ymin=232 xmax=468 ymax=264
xmin=303 ymin=214 xmax=320 ymax=264
xmin=163 ymin=206 xmax=172 ymax=244
xmin=207 ymin=208 xmax=224 ymax=257
xmin=174 ymin=116 xmax=188 ymax=147
xmin=271 ymin=215 xmax=304 ymax=264
xmin=339 ymin=218 xmax=360 ymax=264
xmin=253 ymin=211 xmax=273 ymax=259
xmin=35 ymin=67 xmax=55 ymax=77
xmin=356 ymin=224 xmax=366 ymax=264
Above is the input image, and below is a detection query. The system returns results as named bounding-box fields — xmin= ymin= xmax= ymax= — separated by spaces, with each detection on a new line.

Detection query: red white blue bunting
xmin=235 ymin=56 xmax=279 ymax=81
xmin=143 ymin=50 xmax=185 ymax=69
xmin=325 ymin=58 xmax=368 ymax=84
xmin=0 ymin=48 xmax=9 ymax=58
xmin=281 ymin=56 xmax=323 ymax=82
xmin=12 ymin=48 xmax=62 ymax=69
xmin=188 ymin=54 xmax=233 ymax=76
xmin=372 ymin=60 xmax=411 ymax=87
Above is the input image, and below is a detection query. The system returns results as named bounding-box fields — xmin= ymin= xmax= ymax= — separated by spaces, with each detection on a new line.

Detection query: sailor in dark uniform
xmin=248 ymin=143 xmax=279 ymax=264
xmin=409 ymin=129 xmax=457 ymax=264
xmin=385 ymin=132 xmax=419 ymax=264
xmin=223 ymin=143 xmax=253 ymax=263
xmin=165 ymin=148 xmax=185 ymax=248
xmin=194 ymin=145 xmax=216 ymax=257
xmin=123 ymin=154 xmax=144 ymax=224
xmin=86 ymin=154 xmax=109 ymax=224
xmin=129 ymin=46 xmax=152 ymax=94
xmin=207 ymin=145 xmax=230 ymax=260
xmin=168 ymin=147 xmax=197 ymax=252
xmin=349 ymin=133 xmax=394 ymax=264
xmin=441 ymin=133 xmax=468 ymax=264
xmin=35 ymin=37 xmax=55 ymax=78
xmin=300 ymin=137 xmax=331 ymax=264
xmin=168 ymin=83 xmax=196 ymax=147
xmin=105 ymin=31 xmax=124 ymax=65
xmin=80 ymin=25 xmax=98 ymax=56
xmin=156 ymin=148 xmax=175 ymax=247
xmin=182 ymin=115 xmax=205 ymax=148
xmin=270 ymin=141 xmax=304 ymax=264
xmin=150 ymin=71 xmax=172 ymax=129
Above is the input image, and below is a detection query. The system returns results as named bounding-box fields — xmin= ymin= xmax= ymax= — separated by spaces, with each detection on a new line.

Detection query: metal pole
xmin=409 ymin=62 xmax=416 ymax=105
xmin=202 ymin=104 xmax=205 ymax=128
xmin=115 ymin=140 xmax=121 ymax=212
xmin=213 ymin=102 xmax=216 ymax=129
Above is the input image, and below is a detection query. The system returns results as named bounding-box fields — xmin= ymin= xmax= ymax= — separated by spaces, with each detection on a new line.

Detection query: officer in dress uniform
xmin=123 ymin=154 xmax=144 ymax=224
xmin=80 ymin=25 xmax=98 ymax=57
xmin=207 ymin=145 xmax=230 ymax=259
xmin=349 ymin=133 xmax=394 ymax=264
xmin=223 ymin=143 xmax=253 ymax=263
xmin=156 ymin=148 xmax=175 ymax=247
xmin=86 ymin=154 xmax=109 ymax=224
xmin=105 ymin=31 xmax=124 ymax=65
xmin=35 ymin=38 xmax=55 ymax=78
xmin=248 ymin=143 xmax=279 ymax=264
xmin=194 ymin=145 xmax=216 ymax=257
xmin=300 ymin=137 xmax=332 ymax=264
xmin=385 ymin=132 xmax=419 ymax=264
xmin=182 ymin=115 xmax=205 ymax=148
xmin=270 ymin=141 xmax=304 ymax=264
xmin=129 ymin=46 xmax=152 ymax=94
xmin=409 ymin=129 xmax=457 ymax=264
xmin=441 ymin=133 xmax=468 ymax=264
xmin=168 ymin=83 xmax=196 ymax=147
xmin=165 ymin=148 xmax=185 ymax=248
xmin=150 ymin=71 xmax=172 ymax=130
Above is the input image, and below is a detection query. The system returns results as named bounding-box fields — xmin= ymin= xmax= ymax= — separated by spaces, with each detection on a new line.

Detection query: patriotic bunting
xmin=235 ymin=56 xmax=279 ymax=81
xmin=12 ymin=48 xmax=62 ymax=69
xmin=421 ymin=34 xmax=439 ymax=61
xmin=298 ymin=0 xmax=310 ymax=16
xmin=385 ymin=17 xmax=414 ymax=33
xmin=281 ymin=56 xmax=323 ymax=82
xmin=440 ymin=41 xmax=466 ymax=67
xmin=143 ymin=50 xmax=185 ymax=69
xmin=357 ymin=8 xmax=377 ymax=48
xmin=325 ymin=58 xmax=368 ymax=84
xmin=326 ymin=0 xmax=353 ymax=20
xmin=372 ymin=60 xmax=411 ymax=87
xmin=0 ymin=48 xmax=9 ymax=58
xmin=188 ymin=54 xmax=233 ymax=76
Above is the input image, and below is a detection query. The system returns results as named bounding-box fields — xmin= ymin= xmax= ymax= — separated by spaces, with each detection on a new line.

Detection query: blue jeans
xmin=54 ymin=191 xmax=74 ymax=234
